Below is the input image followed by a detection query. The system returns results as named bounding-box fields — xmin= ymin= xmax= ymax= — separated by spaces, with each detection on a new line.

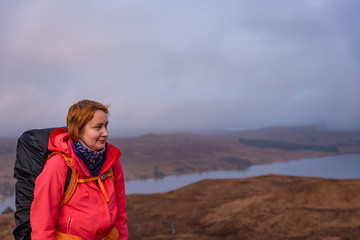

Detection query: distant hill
xmin=1 ymin=126 xmax=360 ymax=197
xmin=1 ymin=125 xmax=360 ymax=238
xmin=110 ymin=126 xmax=360 ymax=181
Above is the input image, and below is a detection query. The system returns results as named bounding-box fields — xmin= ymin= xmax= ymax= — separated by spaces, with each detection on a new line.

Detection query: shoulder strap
xmin=49 ymin=152 xmax=115 ymax=204
xmin=49 ymin=152 xmax=79 ymax=205
xmin=76 ymin=168 xmax=114 ymax=202
xmin=109 ymin=166 xmax=115 ymax=183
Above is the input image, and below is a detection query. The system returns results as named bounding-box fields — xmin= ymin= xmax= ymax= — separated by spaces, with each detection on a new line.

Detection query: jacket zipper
xmin=67 ymin=216 xmax=73 ymax=234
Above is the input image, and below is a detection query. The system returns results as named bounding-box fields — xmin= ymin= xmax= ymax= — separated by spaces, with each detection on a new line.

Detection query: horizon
xmin=1 ymin=124 xmax=359 ymax=140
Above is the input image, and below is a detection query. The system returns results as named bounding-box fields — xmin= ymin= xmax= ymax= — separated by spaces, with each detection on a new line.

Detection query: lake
xmin=1 ymin=153 xmax=359 ymax=213
xmin=124 ymin=153 xmax=360 ymax=194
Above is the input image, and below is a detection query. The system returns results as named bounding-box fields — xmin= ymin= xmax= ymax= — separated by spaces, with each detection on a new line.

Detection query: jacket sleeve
xmin=113 ymin=160 xmax=128 ymax=240
xmin=30 ymin=155 xmax=67 ymax=240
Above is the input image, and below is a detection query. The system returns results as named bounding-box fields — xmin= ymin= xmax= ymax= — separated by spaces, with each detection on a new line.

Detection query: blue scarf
xmin=73 ymin=140 xmax=107 ymax=177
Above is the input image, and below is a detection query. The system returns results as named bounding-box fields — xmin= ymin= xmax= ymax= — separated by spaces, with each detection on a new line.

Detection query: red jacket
xmin=30 ymin=128 xmax=128 ymax=239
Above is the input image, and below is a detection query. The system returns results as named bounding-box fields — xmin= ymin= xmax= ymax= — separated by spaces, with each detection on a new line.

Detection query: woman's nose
xmin=102 ymin=127 xmax=109 ymax=137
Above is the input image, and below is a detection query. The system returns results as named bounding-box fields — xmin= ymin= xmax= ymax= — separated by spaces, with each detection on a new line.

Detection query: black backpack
xmin=13 ymin=127 xmax=115 ymax=240
xmin=13 ymin=127 xmax=71 ymax=240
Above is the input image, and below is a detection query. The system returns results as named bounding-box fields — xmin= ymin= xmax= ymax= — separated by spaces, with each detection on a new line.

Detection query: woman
xmin=30 ymin=99 xmax=128 ymax=239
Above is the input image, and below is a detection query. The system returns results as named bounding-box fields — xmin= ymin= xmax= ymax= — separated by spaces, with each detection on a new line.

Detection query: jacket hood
xmin=48 ymin=128 xmax=122 ymax=177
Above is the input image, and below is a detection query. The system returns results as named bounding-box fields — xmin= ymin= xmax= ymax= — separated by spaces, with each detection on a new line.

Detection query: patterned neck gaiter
xmin=73 ymin=140 xmax=107 ymax=176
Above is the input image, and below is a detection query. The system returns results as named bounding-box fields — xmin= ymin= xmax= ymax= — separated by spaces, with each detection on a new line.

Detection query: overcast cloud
xmin=0 ymin=0 xmax=359 ymax=137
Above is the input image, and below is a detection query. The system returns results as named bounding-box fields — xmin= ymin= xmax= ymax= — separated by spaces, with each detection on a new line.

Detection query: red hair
xmin=66 ymin=99 xmax=110 ymax=139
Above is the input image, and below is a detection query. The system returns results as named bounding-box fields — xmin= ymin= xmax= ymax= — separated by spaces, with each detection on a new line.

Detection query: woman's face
xmin=80 ymin=110 xmax=109 ymax=151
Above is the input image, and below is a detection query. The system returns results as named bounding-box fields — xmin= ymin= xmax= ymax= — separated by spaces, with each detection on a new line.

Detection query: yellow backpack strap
xmin=76 ymin=168 xmax=114 ymax=202
xmin=49 ymin=152 xmax=115 ymax=203
xmin=109 ymin=166 xmax=114 ymax=183
xmin=104 ymin=227 xmax=119 ymax=240
xmin=49 ymin=152 xmax=79 ymax=205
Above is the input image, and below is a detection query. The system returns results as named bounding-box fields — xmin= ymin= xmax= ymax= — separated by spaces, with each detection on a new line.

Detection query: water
xmin=1 ymin=154 xmax=359 ymax=213
xmin=124 ymin=153 xmax=360 ymax=194
xmin=0 ymin=194 xmax=15 ymax=213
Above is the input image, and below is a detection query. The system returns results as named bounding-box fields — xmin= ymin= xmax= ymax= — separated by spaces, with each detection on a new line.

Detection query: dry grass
xmin=1 ymin=127 xmax=360 ymax=239
xmin=1 ymin=175 xmax=360 ymax=239
xmin=126 ymin=175 xmax=360 ymax=240
xmin=0 ymin=213 xmax=15 ymax=240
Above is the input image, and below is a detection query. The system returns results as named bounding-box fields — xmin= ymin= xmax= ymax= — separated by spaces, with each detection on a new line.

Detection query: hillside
xmin=1 ymin=174 xmax=360 ymax=239
xmin=126 ymin=174 xmax=360 ymax=240
xmin=1 ymin=126 xmax=360 ymax=199
xmin=110 ymin=126 xmax=360 ymax=181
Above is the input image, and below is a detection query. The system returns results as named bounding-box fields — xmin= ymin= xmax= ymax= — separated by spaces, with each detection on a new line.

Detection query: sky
xmin=0 ymin=0 xmax=359 ymax=137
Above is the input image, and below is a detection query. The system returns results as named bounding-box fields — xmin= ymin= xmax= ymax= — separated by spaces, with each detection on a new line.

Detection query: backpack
xmin=13 ymin=128 xmax=114 ymax=240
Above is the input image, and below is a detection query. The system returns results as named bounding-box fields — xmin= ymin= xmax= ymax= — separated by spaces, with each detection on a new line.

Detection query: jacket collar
xmin=48 ymin=128 xmax=121 ymax=177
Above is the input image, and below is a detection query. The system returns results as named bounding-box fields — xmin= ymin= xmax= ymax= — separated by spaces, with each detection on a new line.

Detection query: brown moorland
xmin=125 ymin=174 xmax=360 ymax=240
xmin=1 ymin=175 xmax=360 ymax=239
xmin=1 ymin=126 xmax=360 ymax=192
xmin=0 ymin=126 xmax=360 ymax=239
